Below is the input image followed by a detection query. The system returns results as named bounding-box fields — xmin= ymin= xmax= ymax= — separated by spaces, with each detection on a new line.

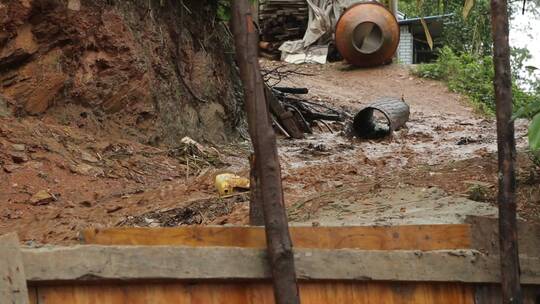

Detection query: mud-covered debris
xmin=351 ymin=97 xmax=410 ymax=139
xmin=267 ymin=85 xmax=346 ymax=138
xmin=302 ymin=143 xmax=331 ymax=155
xmin=168 ymin=137 xmax=225 ymax=171
xmin=118 ymin=194 xmax=248 ymax=227
xmin=456 ymin=136 xmax=480 ymax=145
xmin=215 ymin=173 xmax=250 ymax=197
xmin=30 ymin=190 xmax=56 ymax=205
xmin=464 ymin=181 xmax=494 ymax=202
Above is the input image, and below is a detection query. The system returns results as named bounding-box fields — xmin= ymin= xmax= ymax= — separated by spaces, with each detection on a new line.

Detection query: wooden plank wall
xmin=29 ymin=282 xmax=475 ymax=304
xmin=82 ymin=224 xmax=471 ymax=250
xmin=22 ymin=224 xmax=539 ymax=303
xmin=40 ymin=224 xmax=475 ymax=303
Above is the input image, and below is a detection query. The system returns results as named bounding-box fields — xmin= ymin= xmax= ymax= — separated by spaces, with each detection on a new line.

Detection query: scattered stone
xmin=30 ymin=190 xmax=55 ymax=205
xmin=464 ymin=181 xmax=493 ymax=202
xmin=69 ymin=163 xmax=104 ymax=176
xmin=3 ymin=164 xmax=20 ymax=173
xmin=81 ymin=151 xmax=99 ymax=163
xmin=10 ymin=151 xmax=28 ymax=163
xmin=67 ymin=0 xmax=81 ymax=11
xmin=79 ymin=201 xmax=93 ymax=208
xmin=11 ymin=144 xmax=26 ymax=151
xmin=456 ymin=136 xmax=479 ymax=145
xmin=0 ymin=95 xmax=10 ymax=117
xmin=106 ymin=206 xmax=123 ymax=214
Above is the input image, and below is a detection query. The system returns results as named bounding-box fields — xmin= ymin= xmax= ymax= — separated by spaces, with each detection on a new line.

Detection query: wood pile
xmin=258 ymin=0 xmax=309 ymax=59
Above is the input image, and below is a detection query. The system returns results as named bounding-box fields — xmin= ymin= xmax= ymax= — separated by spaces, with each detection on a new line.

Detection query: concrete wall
xmin=397 ymin=25 xmax=414 ymax=64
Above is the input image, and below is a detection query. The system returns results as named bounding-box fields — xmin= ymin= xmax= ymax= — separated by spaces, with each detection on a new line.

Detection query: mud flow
xmin=1 ymin=42 xmax=538 ymax=243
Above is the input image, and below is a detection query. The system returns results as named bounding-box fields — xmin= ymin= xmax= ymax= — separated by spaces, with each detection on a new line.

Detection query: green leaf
xmin=530 ymin=113 xmax=540 ymax=151
xmin=462 ymin=0 xmax=474 ymax=19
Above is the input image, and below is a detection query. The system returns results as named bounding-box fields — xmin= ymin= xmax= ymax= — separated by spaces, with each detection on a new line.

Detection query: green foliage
xmin=530 ymin=114 xmax=540 ymax=151
xmin=414 ymin=46 xmax=538 ymax=116
xmin=399 ymin=0 xmax=492 ymax=55
xmin=443 ymin=0 xmax=492 ymax=55
xmin=217 ymin=0 xmax=231 ymax=21
xmin=217 ymin=0 xmax=257 ymax=21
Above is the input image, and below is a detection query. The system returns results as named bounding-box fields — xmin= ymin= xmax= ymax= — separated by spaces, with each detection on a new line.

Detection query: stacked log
xmin=258 ymin=0 xmax=309 ymax=59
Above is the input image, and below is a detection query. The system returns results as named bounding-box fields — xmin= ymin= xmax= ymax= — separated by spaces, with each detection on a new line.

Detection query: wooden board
xmin=26 ymin=246 xmax=537 ymax=283
xmin=30 ymin=282 xmax=475 ymax=304
xmin=0 ymin=233 xmax=29 ymax=304
xmin=467 ymin=216 xmax=540 ymax=256
xmin=474 ymin=284 xmax=540 ymax=304
xmin=82 ymin=224 xmax=471 ymax=250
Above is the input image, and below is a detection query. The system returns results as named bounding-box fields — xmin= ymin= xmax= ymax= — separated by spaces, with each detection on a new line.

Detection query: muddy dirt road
xmin=1 ymin=60 xmax=538 ymax=244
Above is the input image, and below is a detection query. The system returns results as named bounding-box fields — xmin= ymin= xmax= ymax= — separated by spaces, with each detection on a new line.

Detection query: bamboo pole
xmin=230 ymin=1 xmax=301 ymax=303
xmin=490 ymin=0 xmax=523 ymax=302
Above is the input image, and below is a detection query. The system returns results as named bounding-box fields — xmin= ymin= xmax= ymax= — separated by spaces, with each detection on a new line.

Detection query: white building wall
xmin=397 ymin=25 xmax=414 ymax=64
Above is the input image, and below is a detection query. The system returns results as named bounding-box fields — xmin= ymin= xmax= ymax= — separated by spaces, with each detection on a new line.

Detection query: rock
xmin=3 ymin=164 xmax=21 ymax=173
xmin=10 ymin=151 xmax=28 ymax=163
xmin=67 ymin=0 xmax=81 ymax=11
xmin=106 ymin=206 xmax=123 ymax=214
xmin=0 ymin=95 xmax=10 ymax=117
xmin=11 ymin=144 xmax=26 ymax=151
xmin=0 ymin=24 xmax=39 ymax=70
xmin=69 ymin=163 xmax=104 ymax=177
xmin=79 ymin=201 xmax=93 ymax=208
xmin=30 ymin=190 xmax=55 ymax=205
xmin=81 ymin=151 xmax=99 ymax=163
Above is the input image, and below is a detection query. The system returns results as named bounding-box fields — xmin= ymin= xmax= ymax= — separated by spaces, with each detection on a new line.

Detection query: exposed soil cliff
xmin=0 ymin=0 xmax=243 ymax=145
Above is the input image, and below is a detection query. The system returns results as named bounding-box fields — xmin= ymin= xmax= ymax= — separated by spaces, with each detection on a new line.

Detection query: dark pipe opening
xmin=353 ymin=107 xmax=391 ymax=139
xmin=352 ymin=22 xmax=384 ymax=54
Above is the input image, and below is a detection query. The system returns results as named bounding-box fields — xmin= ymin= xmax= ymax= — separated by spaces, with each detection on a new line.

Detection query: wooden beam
xmin=81 ymin=225 xmax=471 ymax=250
xmin=21 ymin=246 xmax=540 ymax=284
xmin=467 ymin=216 xmax=540 ymax=256
xmin=0 ymin=233 xmax=29 ymax=304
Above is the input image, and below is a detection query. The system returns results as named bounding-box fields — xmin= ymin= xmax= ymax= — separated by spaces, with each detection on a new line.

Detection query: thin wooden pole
xmin=230 ymin=1 xmax=301 ymax=303
xmin=249 ymin=153 xmax=264 ymax=225
xmin=490 ymin=0 xmax=523 ymax=302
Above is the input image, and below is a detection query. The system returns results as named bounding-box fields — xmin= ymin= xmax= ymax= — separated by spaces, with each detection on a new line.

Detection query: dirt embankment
xmin=0 ymin=0 xmax=248 ymax=243
xmin=0 ymin=0 xmax=244 ymax=145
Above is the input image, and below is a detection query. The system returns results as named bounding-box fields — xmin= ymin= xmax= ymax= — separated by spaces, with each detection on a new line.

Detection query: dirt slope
xmin=0 ymin=0 xmax=243 ymax=145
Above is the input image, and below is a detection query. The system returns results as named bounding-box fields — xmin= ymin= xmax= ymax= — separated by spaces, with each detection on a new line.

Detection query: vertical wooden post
xmin=490 ymin=0 xmax=523 ymax=302
xmin=230 ymin=1 xmax=301 ymax=303
xmin=249 ymin=153 xmax=264 ymax=225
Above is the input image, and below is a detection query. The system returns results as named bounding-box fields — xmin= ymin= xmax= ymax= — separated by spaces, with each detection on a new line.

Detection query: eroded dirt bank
xmin=0 ymin=0 xmax=244 ymax=145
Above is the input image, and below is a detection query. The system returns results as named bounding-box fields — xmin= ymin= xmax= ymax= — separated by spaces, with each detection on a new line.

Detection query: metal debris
xmin=352 ymin=97 xmax=410 ymax=139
